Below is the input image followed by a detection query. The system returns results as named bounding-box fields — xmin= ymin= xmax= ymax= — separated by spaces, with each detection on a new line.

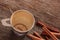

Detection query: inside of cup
xmin=11 ymin=10 xmax=35 ymax=32
xmin=14 ymin=23 xmax=28 ymax=31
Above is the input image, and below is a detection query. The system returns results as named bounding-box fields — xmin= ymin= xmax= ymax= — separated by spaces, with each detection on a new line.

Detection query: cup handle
xmin=1 ymin=18 xmax=11 ymax=27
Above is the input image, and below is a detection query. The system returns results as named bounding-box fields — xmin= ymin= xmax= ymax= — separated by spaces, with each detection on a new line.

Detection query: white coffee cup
xmin=1 ymin=10 xmax=35 ymax=36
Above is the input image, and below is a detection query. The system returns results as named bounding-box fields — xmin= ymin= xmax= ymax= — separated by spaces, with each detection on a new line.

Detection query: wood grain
xmin=0 ymin=0 xmax=60 ymax=40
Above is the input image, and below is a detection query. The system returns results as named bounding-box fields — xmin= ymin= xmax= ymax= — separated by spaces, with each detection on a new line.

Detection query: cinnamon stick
xmin=42 ymin=27 xmax=58 ymax=40
xmin=38 ymin=21 xmax=60 ymax=33
xmin=33 ymin=31 xmax=43 ymax=38
xmin=51 ymin=32 xmax=60 ymax=36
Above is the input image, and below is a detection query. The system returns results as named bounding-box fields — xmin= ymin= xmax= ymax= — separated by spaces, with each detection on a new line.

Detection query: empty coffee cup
xmin=1 ymin=10 xmax=35 ymax=36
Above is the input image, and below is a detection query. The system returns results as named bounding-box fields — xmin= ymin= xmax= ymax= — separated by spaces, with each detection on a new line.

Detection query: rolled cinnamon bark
xmin=42 ymin=27 xmax=58 ymax=40
xmin=38 ymin=21 xmax=60 ymax=33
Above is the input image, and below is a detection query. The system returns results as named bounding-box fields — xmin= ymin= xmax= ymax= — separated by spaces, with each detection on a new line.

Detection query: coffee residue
xmin=14 ymin=23 xmax=28 ymax=31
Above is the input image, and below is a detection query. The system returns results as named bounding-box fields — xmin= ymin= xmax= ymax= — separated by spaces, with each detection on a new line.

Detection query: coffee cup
xmin=1 ymin=10 xmax=35 ymax=36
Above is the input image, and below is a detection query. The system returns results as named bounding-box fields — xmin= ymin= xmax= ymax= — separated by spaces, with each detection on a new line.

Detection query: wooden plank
xmin=0 ymin=0 xmax=60 ymax=40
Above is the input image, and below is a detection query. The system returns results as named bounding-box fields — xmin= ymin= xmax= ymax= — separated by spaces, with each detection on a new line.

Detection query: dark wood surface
xmin=0 ymin=0 xmax=60 ymax=40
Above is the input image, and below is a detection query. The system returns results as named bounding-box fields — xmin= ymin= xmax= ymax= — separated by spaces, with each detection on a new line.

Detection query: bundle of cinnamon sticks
xmin=27 ymin=21 xmax=60 ymax=40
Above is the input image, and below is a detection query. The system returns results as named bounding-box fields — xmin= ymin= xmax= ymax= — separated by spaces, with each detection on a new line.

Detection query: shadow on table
xmin=10 ymin=30 xmax=25 ymax=40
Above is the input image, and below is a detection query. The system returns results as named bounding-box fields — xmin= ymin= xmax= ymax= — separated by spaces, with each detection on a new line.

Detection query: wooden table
xmin=0 ymin=0 xmax=60 ymax=40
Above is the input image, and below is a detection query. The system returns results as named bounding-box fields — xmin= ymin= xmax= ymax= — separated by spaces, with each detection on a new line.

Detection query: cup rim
xmin=10 ymin=10 xmax=35 ymax=33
